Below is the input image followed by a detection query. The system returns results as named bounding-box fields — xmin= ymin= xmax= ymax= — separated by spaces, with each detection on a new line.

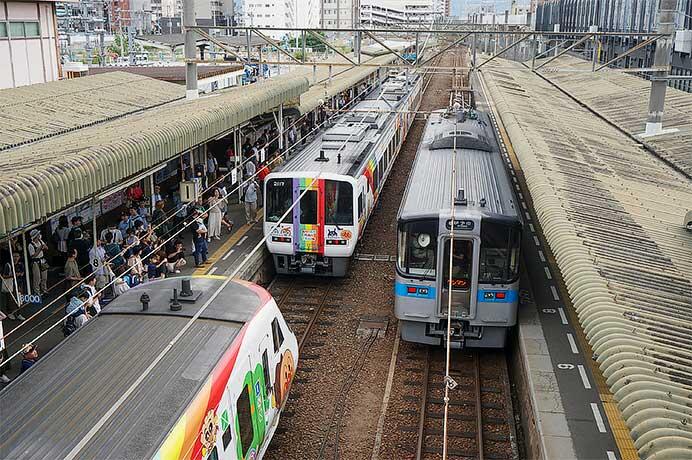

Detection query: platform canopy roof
xmin=0 ymin=72 xmax=184 ymax=151
xmin=135 ymin=33 xmax=274 ymax=50
xmin=0 ymin=73 xmax=308 ymax=236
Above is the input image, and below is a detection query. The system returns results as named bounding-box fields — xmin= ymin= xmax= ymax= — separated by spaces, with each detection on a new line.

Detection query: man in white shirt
xmin=150 ymin=185 xmax=164 ymax=209
xmin=100 ymin=225 xmax=123 ymax=246
xmin=89 ymin=238 xmax=107 ymax=290
xmin=80 ymin=277 xmax=101 ymax=315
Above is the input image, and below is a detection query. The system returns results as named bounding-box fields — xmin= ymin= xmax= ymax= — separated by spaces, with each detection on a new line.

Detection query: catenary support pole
xmin=183 ymin=0 xmax=198 ymax=99
xmin=645 ymin=0 xmax=676 ymax=136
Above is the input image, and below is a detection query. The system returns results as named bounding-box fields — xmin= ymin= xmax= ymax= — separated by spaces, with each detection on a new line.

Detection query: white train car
xmin=0 ymin=276 xmax=298 ymax=460
xmin=264 ymin=71 xmax=423 ymax=276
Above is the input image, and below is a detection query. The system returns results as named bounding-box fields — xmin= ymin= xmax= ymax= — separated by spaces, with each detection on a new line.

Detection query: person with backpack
xmin=63 ymin=289 xmax=91 ymax=336
xmin=243 ymin=177 xmax=260 ymax=225
xmin=190 ymin=211 xmax=209 ymax=268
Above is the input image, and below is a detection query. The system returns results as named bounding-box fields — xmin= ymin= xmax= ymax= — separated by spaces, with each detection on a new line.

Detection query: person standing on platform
xmin=68 ymin=229 xmax=91 ymax=273
xmin=243 ymin=178 xmax=259 ymax=225
xmin=150 ymin=185 xmax=164 ymax=210
xmin=1 ymin=253 xmax=24 ymax=321
xmin=63 ymin=249 xmax=81 ymax=293
xmin=207 ymin=189 xmax=223 ymax=241
xmin=191 ymin=211 xmax=209 ymax=267
xmin=53 ymin=216 xmax=70 ymax=266
xmin=89 ymin=238 xmax=107 ymax=290
xmin=28 ymin=229 xmax=48 ymax=296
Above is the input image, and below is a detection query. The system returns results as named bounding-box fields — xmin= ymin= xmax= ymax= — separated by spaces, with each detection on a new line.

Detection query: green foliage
xmin=107 ymin=34 xmax=128 ymax=57
xmin=304 ymin=31 xmax=326 ymax=52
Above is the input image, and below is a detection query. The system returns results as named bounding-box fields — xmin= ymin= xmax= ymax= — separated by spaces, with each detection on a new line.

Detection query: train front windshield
xmin=479 ymin=219 xmax=521 ymax=284
xmin=397 ymin=220 xmax=438 ymax=278
xmin=266 ymin=179 xmax=293 ymax=223
xmin=442 ymin=239 xmax=473 ymax=289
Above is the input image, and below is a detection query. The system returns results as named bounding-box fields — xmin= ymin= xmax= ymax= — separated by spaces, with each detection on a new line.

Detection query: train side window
xmin=373 ymin=165 xmax=380 ymax=191
xmin=378 ymin=158 xmax=384 ymax=185
xmin=272 ymin=318 xmax=284 ymax=353
xmin=222 ymin=422 xmax=232 ymax=449
xmin=236 ymin=384 xmax=254 ymax=456
xmin=358 ymin=193 xmax=363 ymax=218
xmin=262 ymin=350 xmax=272 ymax=395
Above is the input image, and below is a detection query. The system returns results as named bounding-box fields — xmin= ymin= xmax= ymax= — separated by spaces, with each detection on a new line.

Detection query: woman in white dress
xmin=207 ymin=188 xmax=223 ymax=241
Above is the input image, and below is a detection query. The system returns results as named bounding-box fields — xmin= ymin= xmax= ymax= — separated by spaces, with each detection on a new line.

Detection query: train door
xmin=438 ymin=238 xmax=477 ymax=319
xmin=293 ymin=178 xmax=324 ymax=254
xmin=233 ymin=354 xmax=267 ymax=460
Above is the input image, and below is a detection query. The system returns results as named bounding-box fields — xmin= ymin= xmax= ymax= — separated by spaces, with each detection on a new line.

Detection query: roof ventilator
xmin=140 ymin=293 xmax=150 ymax=311
xmin=315 ymin=150 xmax=329 ymax=162
xmin=480 ymin=198 xmax=487 ymax=208
xmin=170 ymin=288 xmax=182 ymax=311
xmin=180 ymin=279 xmax=194 ymax=298
xmin=455 ymin=189 xmax=468 ymax=206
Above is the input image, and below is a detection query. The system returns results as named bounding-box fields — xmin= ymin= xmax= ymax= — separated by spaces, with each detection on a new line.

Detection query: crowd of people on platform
xmin=0 ymin=120 xmax=302 ymax=383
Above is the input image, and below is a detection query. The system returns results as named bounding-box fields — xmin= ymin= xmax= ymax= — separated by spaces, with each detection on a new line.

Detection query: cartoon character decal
xmin=274 ymin=350 xmax=295 ymax=406
xmin=200 ymin=410 xmax=219 ymax=458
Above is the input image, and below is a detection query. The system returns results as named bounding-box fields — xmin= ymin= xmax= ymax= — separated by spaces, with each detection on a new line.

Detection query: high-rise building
xmin=534 ymin=0 xmax=692 ymax=92
xmin=321 ymin=0 xmax=357 ymax=29
xmin=241 ymin=0 xmax=318 ymax=38
xmin=359 ymin=0 xmax=446 ymax=27
xmin=1 ymin=0 xmax=62 ymax=88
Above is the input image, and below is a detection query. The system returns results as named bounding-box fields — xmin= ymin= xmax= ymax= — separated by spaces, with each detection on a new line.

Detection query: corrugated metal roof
xmin=482 ymin=60 xmax=692 ymax=460
xmin=295 ymin=53 xmax=400 ymax=115
xmin=0 ymin=73 xmax=308 ymax=236
xmin=0 ymin=277 xmax=253 ymax=460
xmin=0 ymin=72 xmax=184 ymax=151
xmin=88 ymin=64 xmax=243 ymax=82
xmin=399 ymin=110 xmax=518 ymax=219
xmin=537 ymin=55 xmax=692 ymax=179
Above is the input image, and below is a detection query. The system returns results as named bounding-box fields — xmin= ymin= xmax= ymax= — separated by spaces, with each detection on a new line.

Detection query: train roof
xmin=0 ymin=276 xmax=267 ymax=460
xmin=273 ymin=72 xmax=419 ymax=179
xmin=398 ymin=109 xmax=519 ymax=222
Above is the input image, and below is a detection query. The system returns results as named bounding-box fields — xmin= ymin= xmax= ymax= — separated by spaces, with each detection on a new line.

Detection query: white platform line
xmin=567 ymin=333 xmax=579 ymax=354
xmin=521 ymin=201 xmax=528 ymax=210
xmin=544 ymin=267 xmax=552 ymax=280
xmin=538 ymin=250 xmax=546 ymax=262
xmin=221 ymin=248 xmax=236 ymax=261
xmin=518 ymin=192 xmax=524 ymax=199
xmin=558 ymin=307 xmax=568 ymax=325
xmin=533 ymin=235 xmax=540 ymax=246
xmin=207 ymin=266 xmax=218 ymax=275
xmin=237 ymin=235 xmax=249 ymax=246
xmin=578 ymin=365 xmax=592 ymax=389
xmin=510 ymin=170 xmax=516 ymax=177
xmin=512 ymin=176 xmax=518 ymax=184
xmin=550 ymin=285 xmax=560 ymax=301
xmin=529 ymin=223 xmax=535 ymax=233
xmin=525 ymin=211 xmax=531 ymax=221
xmin=606 ymin=451 xmax=618 ymax=460
xmin=591 ymin=403 xmax=607 ymax=433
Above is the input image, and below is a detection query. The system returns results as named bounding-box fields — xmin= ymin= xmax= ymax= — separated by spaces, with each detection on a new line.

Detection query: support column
xmin=92 ymin=197 xmax=98 ymax=251
xmin=183 ymin=0 xmax=198 ymax=99
xmin=278 ymin=104 xmax=284 ymax=151
xmin=22 ymin=233 xmax=31 ymax=296
xmin=472 ymin=33 xmax=477 ymax=70
xmin=531 ymin=34 xmax=537 ymax=71
xmin=645 ymin=0 xmax=676 ymax=136
xmin=8 ymin=238 xmax=20 ymax=306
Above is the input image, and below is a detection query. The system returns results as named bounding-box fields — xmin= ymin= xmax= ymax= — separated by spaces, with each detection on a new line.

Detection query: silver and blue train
xmin=394 ymin=108 xmax=522 ymax=348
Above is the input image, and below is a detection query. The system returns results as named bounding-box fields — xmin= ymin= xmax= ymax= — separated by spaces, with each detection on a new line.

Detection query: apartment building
xmin=359 ymin=0 xmax=446 ymax=27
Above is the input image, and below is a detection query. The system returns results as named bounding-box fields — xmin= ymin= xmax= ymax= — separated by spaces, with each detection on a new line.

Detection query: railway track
xmin=403 ymin=347 xmax=518 ymax=460
xmin=265 ymin=48 xmax=465 ymax=459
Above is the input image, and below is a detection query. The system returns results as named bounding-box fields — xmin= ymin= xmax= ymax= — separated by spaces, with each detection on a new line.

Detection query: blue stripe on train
xmin=477 ymin=290 xmax=519 ymax=303
xmin=395 ymin=282 xmax=436 ymax=299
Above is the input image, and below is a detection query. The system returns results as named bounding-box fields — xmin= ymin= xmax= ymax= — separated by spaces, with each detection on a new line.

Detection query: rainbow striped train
xmin=263 ymin=70 xmax=423 ymax=276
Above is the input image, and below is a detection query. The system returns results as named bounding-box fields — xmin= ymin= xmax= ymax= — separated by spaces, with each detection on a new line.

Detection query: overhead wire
xmin=63 ymin=63 xmax=415 ymax=460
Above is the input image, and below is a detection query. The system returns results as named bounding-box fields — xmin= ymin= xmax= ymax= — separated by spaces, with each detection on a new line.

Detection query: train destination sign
xmin=445 ymin=219 xmax=475 ymax=231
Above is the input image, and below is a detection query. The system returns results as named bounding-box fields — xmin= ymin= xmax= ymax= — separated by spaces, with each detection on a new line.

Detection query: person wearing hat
xmin=28 ymin=229 xmax=49 ymax=295
xmin=20 ymin=344 xmax=39 ymax=373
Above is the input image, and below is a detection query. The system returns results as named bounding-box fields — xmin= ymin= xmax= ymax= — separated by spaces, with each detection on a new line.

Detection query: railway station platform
xmin=476 ymin=56 xmax=692 ymax=460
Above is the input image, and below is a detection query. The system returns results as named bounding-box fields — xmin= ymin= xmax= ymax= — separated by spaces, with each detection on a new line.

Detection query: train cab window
xmin=324 ymin=180 xmax=354 ymax=225
xmin=442 ymin=239 xmax=473 ymax=290
xmin=300 ymin=190 xmax=318 ymax=224
xmin=262 ymin=350 xmax=272 ymax=396
xmin=272 ymin=318 xmax=284 ymax=353
xmin=398 ymin=221 xmax=438 ymax=278
xmin=266 ymin=179 xmax=293 ymax=223
xmin=479 ymin=220 xmax=521 ymax=284
xmin=236 ymin=384 xmax=254 ymax=456
xmin=358 ymin=194 xmax=364 ymax=219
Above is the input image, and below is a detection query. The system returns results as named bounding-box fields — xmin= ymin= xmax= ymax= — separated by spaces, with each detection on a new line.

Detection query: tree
xmin=108 ymin=34 xmax=128 ymax=57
